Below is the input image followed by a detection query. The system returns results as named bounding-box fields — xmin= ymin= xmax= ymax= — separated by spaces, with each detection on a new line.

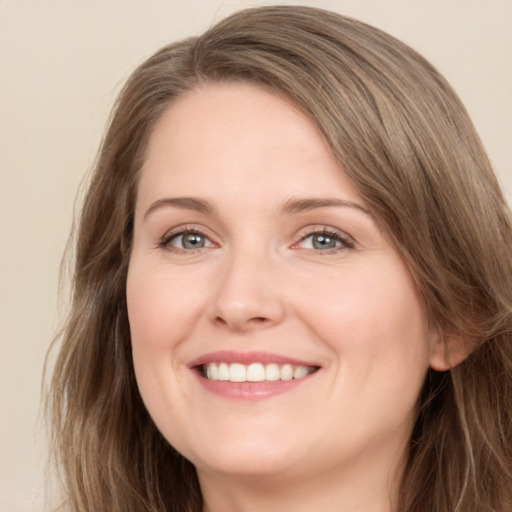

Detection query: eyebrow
xmin=281 ymin=197 xmax=371 ymax=215
xmin=144 ymin=195 xmax=371 ymax=220
xmin=144 ymin=197 xmax=215 ymax=219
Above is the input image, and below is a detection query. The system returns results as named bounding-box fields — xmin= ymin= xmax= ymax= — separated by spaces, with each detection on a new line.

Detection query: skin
xmin=126 ymin=82 xmax=448 ymax=512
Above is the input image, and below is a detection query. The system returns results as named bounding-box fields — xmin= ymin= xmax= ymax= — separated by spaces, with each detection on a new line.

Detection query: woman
xmin=48 ymin=5 xmax=512 ymax=512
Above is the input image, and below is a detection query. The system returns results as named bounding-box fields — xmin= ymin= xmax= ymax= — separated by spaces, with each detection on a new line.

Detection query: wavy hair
xmin=47 ymin=6 xmax=512 ymax=511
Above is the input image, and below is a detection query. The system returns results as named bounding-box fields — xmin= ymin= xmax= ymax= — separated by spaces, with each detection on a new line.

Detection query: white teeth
xmin=247 ymin=363 xmax=265 ymax=381
xmin=203 ymin=362 xmax=315 ymax=382
xmin=280 ymin=364 xmax=293 ymax=381
xmin=293 ymin=365 xmax=309 ymax=379
xmin=218 ymin=362 xmax=230 ymax=381
xmin=230 ymin=363 xmax=246 ymax=382
xmin=209 ymin=363 xmax=219 ymax=380
xmin=265 ymin=363 xmax=280 ymax=381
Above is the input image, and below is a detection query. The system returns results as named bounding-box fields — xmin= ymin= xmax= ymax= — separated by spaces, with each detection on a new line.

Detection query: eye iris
xmin=182 ymin=233 xmax=205 ymax=249
xmin=312 ymin=234 xmax=337 ymax=249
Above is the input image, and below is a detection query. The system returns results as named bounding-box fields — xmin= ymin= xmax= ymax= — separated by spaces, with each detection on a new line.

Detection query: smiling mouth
xmin=199 ymin=362 xmax=319 ymax=382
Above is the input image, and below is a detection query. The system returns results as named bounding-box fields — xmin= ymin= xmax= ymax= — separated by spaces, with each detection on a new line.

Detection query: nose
xmin=208 ymin=248 xmax=286 ymax=334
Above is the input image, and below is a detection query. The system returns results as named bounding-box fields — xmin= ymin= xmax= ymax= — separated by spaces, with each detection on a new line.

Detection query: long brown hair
xmin=47 ymin=6 xmax=512 ymax=511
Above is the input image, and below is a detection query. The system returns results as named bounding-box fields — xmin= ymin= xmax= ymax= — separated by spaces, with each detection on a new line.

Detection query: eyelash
xmin=158 ymin=226 xmax=354 ymax=254
xmin=158 ymin=225 xmax=214 ymax=252
xmin=294 ymin=227 xmax=354 ymax=254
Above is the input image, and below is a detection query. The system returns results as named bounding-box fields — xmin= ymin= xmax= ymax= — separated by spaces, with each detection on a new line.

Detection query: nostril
xmin=215 ymin=316 xmax=268 ymax=324
xmin=214 ymin=314 xmax=270 ymax=331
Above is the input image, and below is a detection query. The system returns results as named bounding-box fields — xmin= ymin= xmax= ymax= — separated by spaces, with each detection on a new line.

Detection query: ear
xmin=429 ymin=330 xmax=474 ymax=371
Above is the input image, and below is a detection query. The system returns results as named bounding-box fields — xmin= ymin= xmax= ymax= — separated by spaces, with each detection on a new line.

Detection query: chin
xmin=176 ymin=429 xmax=310 ymax=479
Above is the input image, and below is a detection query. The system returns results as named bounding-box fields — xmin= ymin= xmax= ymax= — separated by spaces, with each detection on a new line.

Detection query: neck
xmin=198 ymin=445 xmax=404 ymax=512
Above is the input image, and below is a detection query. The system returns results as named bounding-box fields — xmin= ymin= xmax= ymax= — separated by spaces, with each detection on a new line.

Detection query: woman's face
xmin=127 ymin=82 xmax=442 ymax=483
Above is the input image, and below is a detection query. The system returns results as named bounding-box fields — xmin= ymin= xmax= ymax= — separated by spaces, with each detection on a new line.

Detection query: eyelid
xmin=158 ymin=224 xmax=218 ymax=251
xmin=156 ymin=223 xmax=354 ymax=254
xmin=291 ymin=225 xmax=355 ymax=252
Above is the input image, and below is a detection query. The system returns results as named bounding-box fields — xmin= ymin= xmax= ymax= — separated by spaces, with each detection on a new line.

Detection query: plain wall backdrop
xmin=1 ymin=1 xmax=511 ymax=510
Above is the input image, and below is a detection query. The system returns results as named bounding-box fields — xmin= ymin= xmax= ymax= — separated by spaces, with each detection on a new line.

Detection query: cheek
xmin=296 ymin=261 xmax=432 ymax=383
xmin=125 ymin=259 xmax=209 ymax=414
xmin=126 ymin=260 xmax=208 ymax=352
xmin=125 ymin=260 xmax=207 ymax=438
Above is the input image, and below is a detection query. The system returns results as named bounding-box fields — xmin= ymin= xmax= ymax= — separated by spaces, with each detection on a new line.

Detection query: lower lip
xmin=193 ymin=371 xmax=317 ymax=401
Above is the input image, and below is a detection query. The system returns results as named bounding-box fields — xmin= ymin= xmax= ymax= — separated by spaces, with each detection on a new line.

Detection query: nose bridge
xmin=209 ymin=240 xmax=284 ymax=332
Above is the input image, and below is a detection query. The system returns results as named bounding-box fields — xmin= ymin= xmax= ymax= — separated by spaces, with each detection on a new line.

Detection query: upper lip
xmin=188 ymin=350 xmax=320 ymax=368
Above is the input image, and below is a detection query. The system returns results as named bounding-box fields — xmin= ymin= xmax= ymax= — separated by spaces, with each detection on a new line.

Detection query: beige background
xmin=1 ymin=1 xmax=511 ymax=510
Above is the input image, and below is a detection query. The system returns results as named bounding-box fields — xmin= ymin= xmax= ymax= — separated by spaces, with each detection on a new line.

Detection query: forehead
xmin=137 ymin=82 xmax=362 ymax=209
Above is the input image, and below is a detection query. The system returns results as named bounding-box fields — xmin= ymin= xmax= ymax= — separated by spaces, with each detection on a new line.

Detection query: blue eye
xmin=298 ymin=230 xmax=353 ymax=251
xmin=161 ymin=230 xmax=214 ymax=250
xmin=174 ymin=233 xmax=207 ymax=249
xmin=305 ymin=233 xmax=339 ymax=250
